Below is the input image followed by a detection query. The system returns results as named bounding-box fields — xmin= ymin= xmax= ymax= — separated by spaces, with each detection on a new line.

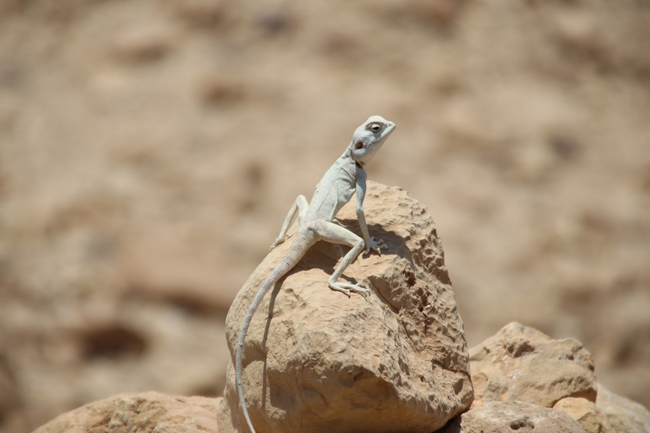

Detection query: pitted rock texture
xmin=470 ymin=322 xmax=597 ymax=408
xmin=439 ymin=401 xmax=588 ymax=433
xmin=33 ymin=392 xmax=220 ymax=433
xmin=218 ymin=181 xmax=473 ymax=433
xmin=459 ymin=324 xmax=650 ymax=433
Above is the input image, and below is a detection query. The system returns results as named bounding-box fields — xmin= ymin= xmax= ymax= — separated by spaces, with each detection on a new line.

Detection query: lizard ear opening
xmin=355 ymin=141 xmax=364 ymax=149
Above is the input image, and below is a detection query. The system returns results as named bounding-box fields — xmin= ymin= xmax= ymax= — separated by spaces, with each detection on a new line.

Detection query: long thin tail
xmin=235 ymin=236 xmax=309 ymax=433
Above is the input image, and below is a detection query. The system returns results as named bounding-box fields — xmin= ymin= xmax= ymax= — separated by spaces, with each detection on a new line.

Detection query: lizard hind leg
xmin=313 ymin=220 xmax=369 ymax=297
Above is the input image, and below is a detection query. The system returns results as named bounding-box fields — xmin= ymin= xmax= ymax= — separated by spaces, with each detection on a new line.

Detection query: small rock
xmin=409 ymin=0 xmax=468 ymax=26
xmin=470 ymin=322 xmax=597 ymax=407
xmin=165 ymin=0 xmax=224 ymax=27
xmin=439 ymin=400 xmax=588 ymax=433
xmin=596 ymin=384 xmax=650 ymax=433
xmin=554 ymin=397 xmax=612 ymax=433
xmin=218 ymin=181 xmax=473 ymax=433
xmin=33 ymin=392 xmax=221 ymax=433
xmin=111 ymin=26 xmax=172 ymax=64
xmin=554 ymin=12 xmax=602 ymax=56
xmin=198 ymin=75 xmax=246 ymax=106
xmin=257 ymin=9 xmax=294 ymax=35
xmin=0 ymin=354 xmax=27 ymax=432
xmin=118 ymin=236 xmax=239 ymax=315
xmin=0 ymin=355 xmax=17 ymax=415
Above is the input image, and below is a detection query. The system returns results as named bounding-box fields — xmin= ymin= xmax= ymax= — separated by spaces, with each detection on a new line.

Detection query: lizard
xmin=235 ymin=115 xmax=396 ymax=433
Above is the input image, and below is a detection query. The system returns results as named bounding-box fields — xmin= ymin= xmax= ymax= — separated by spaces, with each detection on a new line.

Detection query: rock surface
xmin=439 ymin=401 xmax=587 ymax=433
xmin=31 ymin=322 xmax=650 ymax=432
xmin=553 ymin=397 xmax=611 ymax=433
xmin=596 ymin=384 xmax=650 ymax=433
xmin=470 ymin=322 xmax=597 ymax=408
xmin=33 ymin=392 xmax=221 ymax=433
xmin=218 ymin=181 xmax=473 ymax=433
xmin=455 ymin=323 xmax=650 ymax=433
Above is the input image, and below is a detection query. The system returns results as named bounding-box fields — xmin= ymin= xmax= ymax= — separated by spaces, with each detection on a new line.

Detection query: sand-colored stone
xmin=553 ymin=397 xmax=612 ymax=433
xmin=470 ymin=322 xmax=597 ymax=408
xmin=33 ymin=392 xmax=221 ymax=433
xmin=439 ymin=400 xmax=587 ymax=433
xmin=218 ymin=181 xmax=473 ymax=433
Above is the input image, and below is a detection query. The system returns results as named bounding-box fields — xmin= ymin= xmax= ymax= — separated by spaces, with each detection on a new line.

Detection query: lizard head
xmin=350 ymin=115 xmax=396 ymax=166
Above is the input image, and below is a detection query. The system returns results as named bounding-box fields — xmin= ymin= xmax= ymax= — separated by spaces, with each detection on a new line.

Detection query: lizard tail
xmin=235 ymin=234 xmax=309 ymax=433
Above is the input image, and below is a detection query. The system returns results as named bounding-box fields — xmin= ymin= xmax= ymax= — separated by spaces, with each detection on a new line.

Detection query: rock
xmin=0 ymin=355 xmax=19 ymax=421
xmin=553 ymin=12 xmax=605 ymax=62
xmin=466 ymin=324 xmax=650 ymax=433
xmin=439 ymin=400 xmax=588 ymax=433
xmin=553 ymin=397 xmax=612 ymax=433
xmin=164 ymin=0 xmax=224 ymax=27
xmin=118 ymin=235 xmax=240 ymax=315
xmin=33 ymin=392 xmax=221 ymax=433
xmin=198 ymin=75 xmax=246 ymax=106
xmin=218 ymin=181 xmax=473 ymax=433
xmin=596 ymin=384 xmax=650 ymax=433
xmin=470 ymin=322 xmax=597 ymax=408
xmin=110 ymin=26 xmax=173 ymax=64
xmin=0 ymin=353 xmax=28 ymax=432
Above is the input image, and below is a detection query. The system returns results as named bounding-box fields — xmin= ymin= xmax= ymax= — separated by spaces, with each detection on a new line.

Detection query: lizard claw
xmin=366 ymin=237 xmax=386 ymax=255
xmin=270 ymin=237 xmax=285 ymax=251
xmin=329 ymin=281 xmax=370 ymax=297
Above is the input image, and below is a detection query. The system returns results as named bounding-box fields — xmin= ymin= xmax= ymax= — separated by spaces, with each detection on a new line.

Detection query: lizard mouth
xmin=356 ymin=123 xmax=395 ymax=163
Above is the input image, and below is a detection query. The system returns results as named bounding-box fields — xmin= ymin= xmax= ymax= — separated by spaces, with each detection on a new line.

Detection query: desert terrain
xmin=0 ymin=0 xmax=649 ymax=430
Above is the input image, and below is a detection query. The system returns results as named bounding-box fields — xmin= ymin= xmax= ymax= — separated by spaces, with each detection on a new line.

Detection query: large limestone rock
xmin=218 ymin=181 xmax=473 ymax=433
xmin=439 ymin=401 xmax=588 ymax=433
xmin=33 ymin=392 xmax=221 ymax=433
xmin=462 ymin=323 xmax=650 ymax=433
xmin=470 ymin=322 xmax=597 ymax=408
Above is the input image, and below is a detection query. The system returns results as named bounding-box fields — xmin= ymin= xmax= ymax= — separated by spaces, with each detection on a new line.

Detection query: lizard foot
xmin=329 ymin=281 xmax=370 ymax=297
xmin=269 ymin=237 xmax=285 ymax=251
xmin=365 ymin=237 xmax=386 ymax=255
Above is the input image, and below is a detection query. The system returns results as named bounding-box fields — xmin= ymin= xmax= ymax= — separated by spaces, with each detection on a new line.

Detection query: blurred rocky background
xmin=0 ymin=0 xmax=648 ymax=431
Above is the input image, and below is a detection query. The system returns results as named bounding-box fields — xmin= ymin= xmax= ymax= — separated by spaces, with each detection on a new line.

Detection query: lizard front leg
xmin=355 ymin=170 xmax=386 ymax=254
xmin=313 ymin=220 xmax=369 ymax=297
xmin=270 ymin=195 xmax=309 ymax=250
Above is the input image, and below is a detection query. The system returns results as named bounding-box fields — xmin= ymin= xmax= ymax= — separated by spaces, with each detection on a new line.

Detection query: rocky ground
xmin=32 ymin=322 xmax=650 ymax=433
xmin=1 ymin=0 xmax=649 ymax=431
xmin=33 ymin=189 xmax=650 ymax=432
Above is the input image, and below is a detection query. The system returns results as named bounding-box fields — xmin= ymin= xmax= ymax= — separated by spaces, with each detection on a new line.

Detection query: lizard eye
xmin=368 ymin=123 xmax=382 ymax=133
xmin=355 ymin=141 xmax=364 ymax=149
